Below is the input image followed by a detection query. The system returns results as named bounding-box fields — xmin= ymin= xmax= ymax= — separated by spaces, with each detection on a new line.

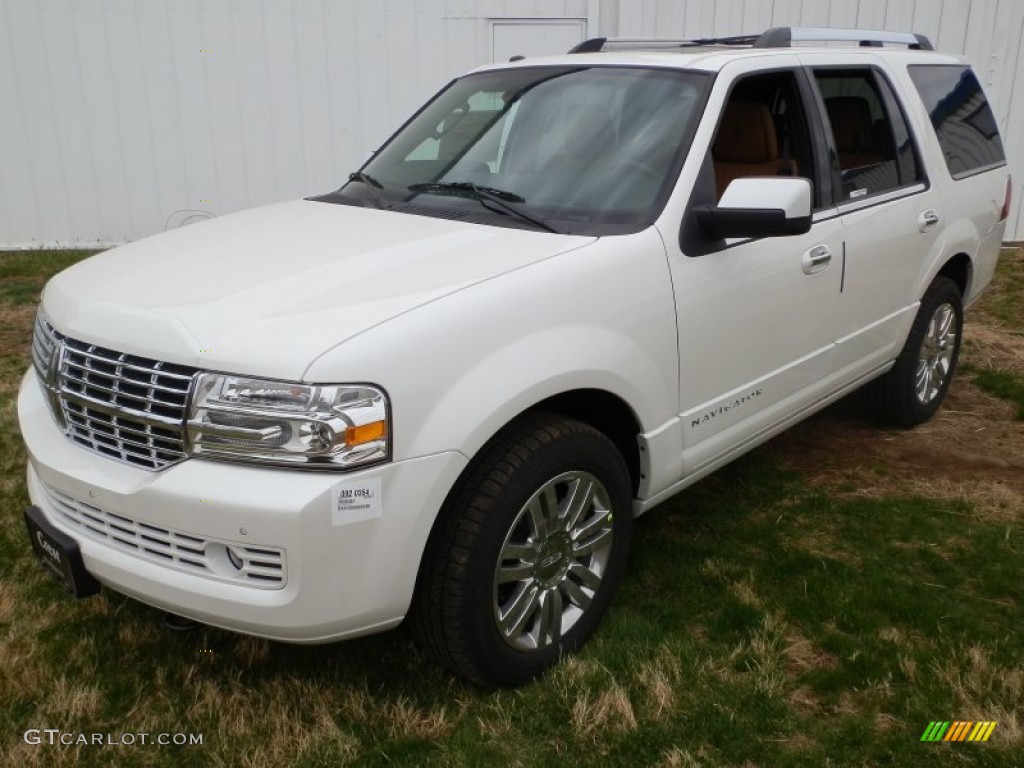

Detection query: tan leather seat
xmin=712 ymin=101 xmax=795 ymax=197
xmin=825 ymin=97 xmax=883 ymax=170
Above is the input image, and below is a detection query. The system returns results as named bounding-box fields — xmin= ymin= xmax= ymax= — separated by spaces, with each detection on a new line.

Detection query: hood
xmin=43 ymin=200 xmax=594 ymax=380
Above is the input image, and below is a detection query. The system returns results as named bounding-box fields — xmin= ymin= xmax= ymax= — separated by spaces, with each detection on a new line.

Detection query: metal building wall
xmin=0 ymin=0 xmax=597 ymax=247
xmin=606 ymin=0 xmax=1024 ymax=239
xmin=1 ymin=0 xmax=1022 ymax=245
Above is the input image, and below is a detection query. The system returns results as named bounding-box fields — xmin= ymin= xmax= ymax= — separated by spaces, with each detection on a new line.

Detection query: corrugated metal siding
xmin=0 ymin=0 xmax=596 ymax=246
xmin=2 ymin=0 xmax=1023 ymax=245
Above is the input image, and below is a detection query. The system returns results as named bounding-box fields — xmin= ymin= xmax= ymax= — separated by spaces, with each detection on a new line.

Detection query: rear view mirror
xmin=695 ymin=177 xmax=812 ymax=239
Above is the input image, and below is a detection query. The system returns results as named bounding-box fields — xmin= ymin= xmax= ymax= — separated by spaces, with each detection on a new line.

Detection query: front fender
xmin=304 ymin=228 xmax=680 ymax=465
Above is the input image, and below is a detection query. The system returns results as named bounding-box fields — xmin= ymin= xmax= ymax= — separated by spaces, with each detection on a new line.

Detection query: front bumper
xmin=18 ymin=369 xmax=467 ymax=642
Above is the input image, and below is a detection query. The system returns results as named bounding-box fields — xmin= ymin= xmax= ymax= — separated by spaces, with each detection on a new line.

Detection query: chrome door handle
xmin=801 ymin=244 xmax=832 ymax=275
xmin=919 ymin=209 xmax=940 ymax=232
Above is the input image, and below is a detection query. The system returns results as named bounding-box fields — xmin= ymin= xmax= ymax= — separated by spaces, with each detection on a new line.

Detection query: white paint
xmin=41 ymin=200 xmax=594 ymax=380
xmin=718 ymin=177 xmax=812 ymax=218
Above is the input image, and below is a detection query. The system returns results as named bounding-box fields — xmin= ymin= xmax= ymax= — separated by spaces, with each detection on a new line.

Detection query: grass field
xmin=1 ymin=249 xmax=1021 ymax=767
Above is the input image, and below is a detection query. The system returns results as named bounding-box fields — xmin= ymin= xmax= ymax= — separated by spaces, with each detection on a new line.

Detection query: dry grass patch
xmin=383 ymin=696 xmax=454 ymax=740
xmin=728 ymin=614 xmax=788 ymax=698
xmin=926 ymin=644 xmax=1024 ymax=748
xmin=788 ymin=685 xmax=822 ymax=715
xmin=0 ymin=580 xmax=20 ymax=622
xmin=781 ymin=631 xmax=838 ymax=676
xmin=780 ymin=731 xmax=818 ymax=753
xmin=569 ymin=682 xmax=638 ymax=737
xmin=184 ymin=678 xmax=365 ymax=764
xmin=789 ymin=526 xmax=862 ymax=566
xmin=659 ymin=745 xmax=712 ymax=767
xmin=773 ymin=378 xmax=1024 ymax=526
xmin=39 ymin=678 xmax=103 ymax=722
xmin=962 ymin=322 xmax=1024 ymax=371
xmin=631 ymin=646 xmax=684 ymax=721
xmin=897 ymin=654 xmax=917 ymax=683
xmin=233 ymin=636 xmax=272 ymax=666
xmin=474 ymin=697 xmax=514 ymax=739
xmin=728 ymin=577 xmax=763 ymax=609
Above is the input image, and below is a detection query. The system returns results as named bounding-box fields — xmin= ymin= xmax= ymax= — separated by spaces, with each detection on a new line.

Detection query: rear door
xmin=801 ymin=56 xmax=942 ymax=382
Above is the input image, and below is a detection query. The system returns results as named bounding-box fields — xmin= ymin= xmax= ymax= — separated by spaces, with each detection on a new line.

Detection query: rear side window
xmin=814 ymin=68 xmax=923 ymax=201
xmin=908 ymin=65 xmax=1006 ymax=179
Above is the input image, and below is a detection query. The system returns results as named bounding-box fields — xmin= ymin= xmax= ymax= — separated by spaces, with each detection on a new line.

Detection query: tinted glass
xmin=815 ymin=69 xmax=922 ymax=201
xmin=908 ymin=65 xmax=1006 ymax=178
xmin=318 ymin=67 xmax=709 ymax=236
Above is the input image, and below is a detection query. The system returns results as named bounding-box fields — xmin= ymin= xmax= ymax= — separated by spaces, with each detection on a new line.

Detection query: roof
xmin=467 ymin=27 xmax=967 ymax=75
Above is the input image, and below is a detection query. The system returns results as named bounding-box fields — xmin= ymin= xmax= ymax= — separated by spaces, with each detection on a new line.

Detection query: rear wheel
xmin=411 ymin=413 xmax=632 ymax=687
xmin=863 ymin=276 xmax=963 ymax=427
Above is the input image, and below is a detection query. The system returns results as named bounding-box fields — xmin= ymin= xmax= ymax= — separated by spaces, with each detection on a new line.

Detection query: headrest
xmin=712 ymin=101 xmax=778 ymax=163
xmin=825 ymin=97 xmax=874 ymax=152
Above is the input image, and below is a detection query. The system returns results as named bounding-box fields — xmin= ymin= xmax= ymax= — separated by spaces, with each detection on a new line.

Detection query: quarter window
xmin=908 ymin=65 xmax=1006 ymax=179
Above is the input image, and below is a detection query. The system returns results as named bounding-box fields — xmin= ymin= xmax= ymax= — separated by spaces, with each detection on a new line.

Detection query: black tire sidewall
xmin=895 ymin=277 xmax=964 ymax=424
xmin=460 ymin=423 xmax=632 ymax=686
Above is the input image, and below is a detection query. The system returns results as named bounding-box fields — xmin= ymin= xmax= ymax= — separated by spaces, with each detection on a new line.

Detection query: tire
xmin=410 ymin=413 xmax=633 ymax=687
xmin=862 ymin=276 xmax=963 ymax=427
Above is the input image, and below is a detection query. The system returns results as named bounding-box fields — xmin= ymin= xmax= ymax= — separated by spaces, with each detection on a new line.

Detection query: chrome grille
xmin=41 ymin=483 xmax=287 ymax=589
xmin=32 ymin=310 xmax=198 ymax=470
xmin=31 ymin=309 xmax=61 ymax=381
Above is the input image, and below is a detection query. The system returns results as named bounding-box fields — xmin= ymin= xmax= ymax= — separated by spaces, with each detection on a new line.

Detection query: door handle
xmin=801 ymin=244 xmax=832 ymax=275
xmin=919 ymin=209 xmax=940 ymax=232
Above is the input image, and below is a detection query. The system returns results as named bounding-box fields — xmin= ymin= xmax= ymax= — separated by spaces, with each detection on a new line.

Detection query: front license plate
xmin=24 ymin=506 xmax=100 ymax=598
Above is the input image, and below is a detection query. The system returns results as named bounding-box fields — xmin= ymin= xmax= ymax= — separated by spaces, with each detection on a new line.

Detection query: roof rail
xmin=754 ymin=27 xmax=934 ymax=50
xmin=568 ymin=35 xmax=760 ymax=54
xmin=567 ymin=27 xmax=934 ymax=54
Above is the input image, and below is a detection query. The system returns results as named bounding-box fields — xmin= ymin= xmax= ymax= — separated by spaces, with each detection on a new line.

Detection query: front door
xmin=665 ymin=63 xmax=844 ymax=474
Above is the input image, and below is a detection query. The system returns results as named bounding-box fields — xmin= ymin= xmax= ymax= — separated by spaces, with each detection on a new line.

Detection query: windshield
xmin=316 ymin=66 xmax=709 ymax=235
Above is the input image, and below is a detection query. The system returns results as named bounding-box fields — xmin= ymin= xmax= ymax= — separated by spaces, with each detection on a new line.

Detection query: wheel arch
xmin=528 ymin=389 xmax=644 ymax=496
xmin=935 ymin=252 xmax=972 ymax=298
xmin=432 ymin=387 xmax=645 ymax=523
xmin=409 ymin=387 xmax=644 ymax=608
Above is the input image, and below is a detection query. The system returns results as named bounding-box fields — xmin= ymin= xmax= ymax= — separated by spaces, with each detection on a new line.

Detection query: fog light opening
xmin=206 ymin=542 xmax=245 ymax=577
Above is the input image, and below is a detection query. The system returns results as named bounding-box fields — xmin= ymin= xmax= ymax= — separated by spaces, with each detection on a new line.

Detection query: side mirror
xmin=695 ymin=177 xmax=812 ymax=239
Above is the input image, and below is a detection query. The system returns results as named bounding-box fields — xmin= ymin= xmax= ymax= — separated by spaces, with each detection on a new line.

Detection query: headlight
xmin=187 ymin=374 xmax=389 ymax=469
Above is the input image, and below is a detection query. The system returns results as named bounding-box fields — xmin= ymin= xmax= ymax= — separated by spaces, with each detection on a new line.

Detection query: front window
xmin=317 ymin=66 xmax=709 ymax=235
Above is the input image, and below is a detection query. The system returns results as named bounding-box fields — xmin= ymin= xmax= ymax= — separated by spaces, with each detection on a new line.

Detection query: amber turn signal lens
xmin=345 ymin=420 xmax=387 ymax=446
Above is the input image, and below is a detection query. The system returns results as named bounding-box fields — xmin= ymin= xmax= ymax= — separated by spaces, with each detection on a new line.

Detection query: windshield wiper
xmin=409 ymin=181 xmax=523 ymax=202
xmin=347 ymin=171 xmax=389 ymax=209
xmin=407 ymin=181 xmax=559 ymax=234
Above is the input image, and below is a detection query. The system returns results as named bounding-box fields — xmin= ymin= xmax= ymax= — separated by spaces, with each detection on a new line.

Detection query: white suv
xmin=20 ymin=27 xmax=1011 ymax=686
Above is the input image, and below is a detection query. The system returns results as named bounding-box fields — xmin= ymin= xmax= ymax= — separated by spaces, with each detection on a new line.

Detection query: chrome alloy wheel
xmin=915 ymin=301 xmax=957 ymax=405
xmin=492 ymin=471 xmax=615 ymax=651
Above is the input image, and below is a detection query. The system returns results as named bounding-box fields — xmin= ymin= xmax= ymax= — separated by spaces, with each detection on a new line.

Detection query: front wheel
xmin=411 ymin=414 xmax=632 ymax=687
xmin=863 ymin=276 xmax=963 ymax=427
